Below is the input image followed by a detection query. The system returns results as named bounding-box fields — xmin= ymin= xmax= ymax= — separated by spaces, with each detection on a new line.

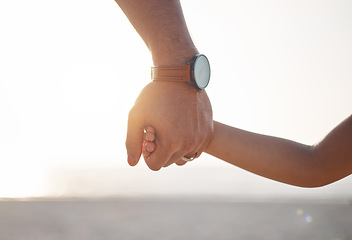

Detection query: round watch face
xmin=193 ymin=55 xmax=210 ymax=89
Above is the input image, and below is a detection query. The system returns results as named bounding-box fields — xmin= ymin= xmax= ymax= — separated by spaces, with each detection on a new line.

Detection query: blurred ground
xmin=0 ymin=198 xmax=351 ymax=240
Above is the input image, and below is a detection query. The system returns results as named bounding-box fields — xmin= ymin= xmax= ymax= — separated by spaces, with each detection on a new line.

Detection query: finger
xmin=162 ymin=142 xmax=200 ymax=167
xmin=145 ymin=125 xmax=156 ymax=134
xmin=142 ymin=146 xmax=151 ymax=161
xmin=162 ymin=151 xmax=185 ymax=168
xmin=144 ymin=131 xmax=156 ymax=142
xmin=145 ymin=145 xmax=172 ymax=171
xmin=176 ymin=147 xmax=200 ymax=165
xmin=163 ymin=158 xmax=174 ymax=168
xmin=145 ymin=141 xmax=155 ymax=152
xmin=126 ymin=112 xmax=144 ymax=167
xmin=175 ymin=159 xmax=187 ymax=166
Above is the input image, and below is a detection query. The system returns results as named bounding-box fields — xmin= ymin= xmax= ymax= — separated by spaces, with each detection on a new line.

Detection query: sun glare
xmin=0 ymin=0 xmax=351 ymax=198
xmin=0 ymin=164 xmax=46 ymax=198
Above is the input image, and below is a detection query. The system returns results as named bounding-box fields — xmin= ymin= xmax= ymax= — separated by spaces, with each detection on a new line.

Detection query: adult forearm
xmin=115 ymin=0 xmax=198 ymax=65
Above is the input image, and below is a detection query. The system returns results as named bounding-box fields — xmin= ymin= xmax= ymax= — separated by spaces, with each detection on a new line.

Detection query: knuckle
xmin=183 ymin=138 xmax=197 ymax=152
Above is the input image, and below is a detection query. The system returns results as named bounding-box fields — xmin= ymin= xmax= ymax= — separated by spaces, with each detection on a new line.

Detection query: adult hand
xmin=126 ymin=81 xmax=213 ymax=171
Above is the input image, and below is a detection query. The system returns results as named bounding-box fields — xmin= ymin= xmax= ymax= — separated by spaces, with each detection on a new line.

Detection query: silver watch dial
xmin=193 ymin=55 xmax=210 ymax=89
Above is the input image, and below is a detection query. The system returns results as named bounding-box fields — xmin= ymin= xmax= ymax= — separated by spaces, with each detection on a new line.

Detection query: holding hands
xmin=116 ymin=0 xmax=351 ymax=187
xmin=126 ymin=81 xmax=213 ymax=170
xmin=116 ymin=0 xmax=213 ymax=171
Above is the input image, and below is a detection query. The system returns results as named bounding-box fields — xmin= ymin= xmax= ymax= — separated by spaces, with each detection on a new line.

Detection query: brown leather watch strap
xmin=151 ymin=65 xmax=191 ymax=83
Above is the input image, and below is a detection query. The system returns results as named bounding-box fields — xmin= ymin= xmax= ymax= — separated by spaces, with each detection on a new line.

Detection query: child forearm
xmin=205 ymin=117 xmax=352 ymax=187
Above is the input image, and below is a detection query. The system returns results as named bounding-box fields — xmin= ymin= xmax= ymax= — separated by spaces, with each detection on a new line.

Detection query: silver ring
xmin=181 ymin=153 xmax=197 ymax=162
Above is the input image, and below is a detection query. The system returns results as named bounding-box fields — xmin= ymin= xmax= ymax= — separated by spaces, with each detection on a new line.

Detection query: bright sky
xmin=0 ymin=0 xmax=351 ymax=197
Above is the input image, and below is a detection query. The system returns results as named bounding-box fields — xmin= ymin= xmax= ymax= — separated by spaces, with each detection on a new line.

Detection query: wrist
xmin=151 ymin=54 xmax=210 ymax=90
xmin=151 ymin=47 xmax=199 ymax=66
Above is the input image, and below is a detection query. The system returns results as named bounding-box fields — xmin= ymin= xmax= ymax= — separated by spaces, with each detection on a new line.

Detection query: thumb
xmin=125 ymin=112 xmax=144 ymax=167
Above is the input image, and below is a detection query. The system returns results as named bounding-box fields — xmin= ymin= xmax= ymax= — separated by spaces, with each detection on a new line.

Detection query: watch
xmin=151 ymin=54 xmax=210 ymax=90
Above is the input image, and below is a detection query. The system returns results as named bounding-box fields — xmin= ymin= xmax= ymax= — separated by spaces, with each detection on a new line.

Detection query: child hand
xmin=142 ymin=126 xmax=156 ymax=161
xmin=142 ymin=126 xmax=187 ymax=166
